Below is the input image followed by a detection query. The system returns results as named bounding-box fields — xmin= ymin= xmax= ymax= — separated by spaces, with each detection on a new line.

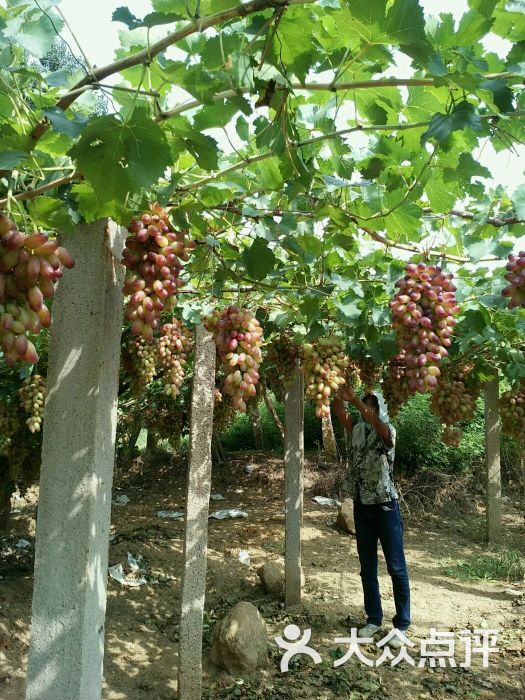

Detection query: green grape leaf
xmin=44 ymin=107 xmax=88 ymax=139
xmin=242 ymin=238 xmax=276 ymax=280
xmin=512 ymin=183 xmax=525 ymax=219
xmin=26 ymin=196 xmax=75 ymax=234
xmin=68 ymin=108 xmax=171 ymax=202
xmin=421 ymin=101 xmax=482 ymax=144
xmin=0 ymin=150 xmax=27 ymax=169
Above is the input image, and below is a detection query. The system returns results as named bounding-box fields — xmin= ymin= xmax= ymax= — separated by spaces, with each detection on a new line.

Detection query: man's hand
xmin=333 ymin=396 xmax=353 ymax=434
xmin=337 ymin=384 xmax=356 ymax=402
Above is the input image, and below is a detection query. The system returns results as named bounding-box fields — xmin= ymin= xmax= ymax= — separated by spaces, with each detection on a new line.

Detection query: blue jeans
xmin=353 ymin=498 xmax=411 ymax=631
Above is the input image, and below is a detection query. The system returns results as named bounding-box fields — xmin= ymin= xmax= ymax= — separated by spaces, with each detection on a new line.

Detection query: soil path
xmin=0 ymin=452 xmax=523 ymax=699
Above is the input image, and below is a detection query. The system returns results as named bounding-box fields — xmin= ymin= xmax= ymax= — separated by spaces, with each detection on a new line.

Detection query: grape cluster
xmin=381 ymin=353 xmax=412 ymax=418
xmin=204 ymin=306 xmax=263 ymax=413
xmin=441 ymin=425 xmax=462 ymax=448
xmin=502 ymin=251 xmax=525 ymax=309
xmin=122 ymin=204 xmax=195 ymax=341
xmin=357 ymin=358 xmax=380 ymax=392
xmin=390 ymin=263 xmax=459 ymax=393
xmin=213 ymin=392 xmax=236 ymax=433
xmin=18 ymin=374 xmax=46 ymax=433
xmin=430 ymin=368 xmax=479 ymax=427
xmin=158 ymin=319 xmax=193 ymax=398
xmin=143 ymin=393 xmax=186 ymax=446
xmin=264 ymin=334 xmax=303 ymax=401
xmin=127 ymin=336 xmax=158 ymax=397
xmin=0 ymin=212 xmax=74 ymax=366
xmin=303 ymin=337 xmax=349 ymax=418
xmin=500 ymin=380 xmax=525 ymax=446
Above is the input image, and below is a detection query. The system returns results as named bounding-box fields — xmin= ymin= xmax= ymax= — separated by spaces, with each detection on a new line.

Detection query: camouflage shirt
xmin=349 ymin=420 xmax=398 ymax=505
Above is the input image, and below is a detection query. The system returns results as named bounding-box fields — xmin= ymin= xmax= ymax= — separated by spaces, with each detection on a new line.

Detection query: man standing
xmin=333 ymin=386 xmax=410 ymax=648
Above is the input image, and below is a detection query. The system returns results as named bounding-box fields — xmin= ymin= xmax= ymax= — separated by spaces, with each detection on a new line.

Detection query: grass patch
xmin=443 ymin=547 xmax=525 ymax=582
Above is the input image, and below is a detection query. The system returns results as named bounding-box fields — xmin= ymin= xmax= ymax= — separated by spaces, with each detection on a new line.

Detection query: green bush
xmin=220 ymin=391 xmax=521 ymax=485
xmin=221 ymin=396 xmax=324 ymax=452
xmin=393 ymin=393 xmax=485 ymax=475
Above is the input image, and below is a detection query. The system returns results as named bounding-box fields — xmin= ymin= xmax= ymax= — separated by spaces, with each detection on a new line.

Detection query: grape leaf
xmin=68 ymin=109 xmax=171 ymax=202
xmin=4 ymin=11 xmax=64 ymax=57
xmin=112 ymin=7 xmax=184 ymax=28
xmin=0 ymin=150 xmax=27 ymax=168
xmin=421 ymin=101 xmax=482 ymax=144
xmin=242 ymin=238 xmax=276 ymax=280
xmin=26 ymin=196 xmax=75 ymax=234
xmin=44 ymin=107 xmax=88 ymax=139
xmin=512 ymin=183 xmax=525 ymax=219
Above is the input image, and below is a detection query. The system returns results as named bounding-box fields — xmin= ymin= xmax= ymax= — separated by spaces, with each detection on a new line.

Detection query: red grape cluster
xmin=143 ymin=393 xmax=186 ymax=446
xmin=441 ymin=425 xmax=462 ymax=447
xmin=204 ymin=306 xmax=263 ymax=413
xmin=158 ymin=319 xmax=193 ymax=398
xmin=500 ymin=380 xmax=525 ymax=446
xmin=0 ymin=212 xmax=74 ymax=366
xmin=303 ymin=337 xmax=349 ymax=418
xmin=357 ymin=358 xmax=381 ymax=392
xmin=18 ymin=373 xmax=46 ymax=433
xmin=430 ymin=368 xmax=479 ymax=427
xmin=502 ymin=251 xmax=525 ymax=309
xmin=390 ymin=263 xmax=459 ymax=393
xmin=381 ymin=353 xmax=412 ymax=418
xmin=264 ymin=333 xmax=303 ymax=400
xmin=122 ymin=204 xmax=195 ymax=341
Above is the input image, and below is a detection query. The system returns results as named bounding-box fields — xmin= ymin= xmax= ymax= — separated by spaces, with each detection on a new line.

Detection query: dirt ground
xmin=0 ymin=451 xmax=524 ymax=699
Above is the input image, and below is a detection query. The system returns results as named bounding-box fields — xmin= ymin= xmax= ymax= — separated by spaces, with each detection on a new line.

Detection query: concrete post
xmin=177 ymin=324 xmax=216 ymax=700
xmin=284 ymin=366 xmax=304 ymax=607
xmin=26 ymin=220 xmax=125 ymax=700
xmin=484 ymin=377 xmax=502 ymax=544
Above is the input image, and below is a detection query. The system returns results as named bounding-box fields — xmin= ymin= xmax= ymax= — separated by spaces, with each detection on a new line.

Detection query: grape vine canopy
xmin=0 ymin=0 xmax=524 ymax=379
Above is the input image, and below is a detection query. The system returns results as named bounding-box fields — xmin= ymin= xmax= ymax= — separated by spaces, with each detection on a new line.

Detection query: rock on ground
xmin=336 ymin=497 xmax=356 ymax=534
xmin=209 ymin=601 xmax=268 ymax=675
xmin=257 ymin=560 xmax=306 ymax=600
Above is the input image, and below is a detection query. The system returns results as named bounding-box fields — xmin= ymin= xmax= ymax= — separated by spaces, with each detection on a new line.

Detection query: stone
xmin=257 ymin=560 xmax=305 ymax=600
xmin=210 ymin=602 xmax=268 ymax=675
xmin=258 ymin=561 xmax=285 ymax=597
xmin=336 ymin=498 xmax=356 ymax=534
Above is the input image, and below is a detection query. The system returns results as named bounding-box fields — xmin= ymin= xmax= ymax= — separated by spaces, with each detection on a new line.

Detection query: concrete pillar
xmin=284 ymin=366 xmax=304 ymax=607
xmin=177 ymin=324 xmax=216 ymax=700
xmin=26 ymin=220 xmax=126 ymax=700
xmin=484 ymin=377 xmax=502 ymax=544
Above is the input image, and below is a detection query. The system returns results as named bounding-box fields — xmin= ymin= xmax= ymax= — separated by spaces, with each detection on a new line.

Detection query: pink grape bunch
xmin=18 ymin=373 xmax=46 ymax=433
xmin=122 ymin=204 xmax=196 ymax=342
xmin=441 ymin=425 xmax=462 ymax=448
xmin=357 ymin=358 xmax=381 ymax=392
xmin=303 ymin=337 xmax=349 ymax=418
xmin=263 ymin=333 xmax=303 ymax=401
xmin=430 ymin=367 xmax=479 ymax=427
xmin=390 ymin=263 xmax=460 ymax=393
xmin=158 ymin=319 xmax=193 ymax=398
xmin=0 ymin=212 xmax=74 ymax=366
xmin=381 ymin=353 xmax=412 ymax=418
xmin=502 ymin=251 xmax=525 ymax=309
xmin=500 ymin=379 xmax=525 ymax=447
xmin=204 ymin=306 xmax=263 ymax=413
